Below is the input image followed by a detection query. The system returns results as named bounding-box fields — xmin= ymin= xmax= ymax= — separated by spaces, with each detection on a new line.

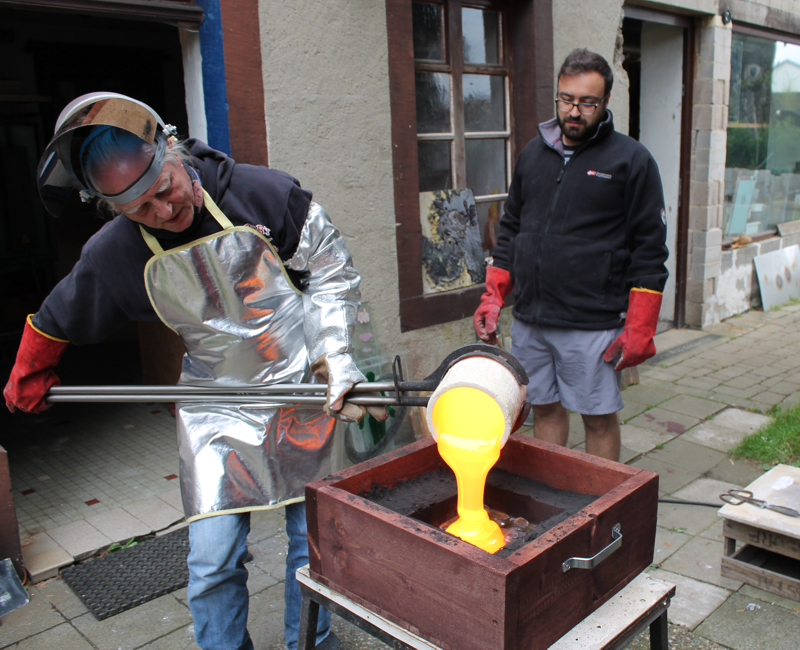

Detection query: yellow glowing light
xmin=432 ymin=386 xmax=505 ymax=553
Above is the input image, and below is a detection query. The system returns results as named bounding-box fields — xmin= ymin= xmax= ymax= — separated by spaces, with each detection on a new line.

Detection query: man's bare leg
xmin=532 ymin=402 xmax=570 ymax=447
xmin=582 ymin=412 xmax=621 ymax=461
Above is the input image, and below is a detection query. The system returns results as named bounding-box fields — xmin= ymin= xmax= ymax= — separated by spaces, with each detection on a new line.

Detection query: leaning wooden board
xmin=306 ymin=434 xmax=659 ymax=650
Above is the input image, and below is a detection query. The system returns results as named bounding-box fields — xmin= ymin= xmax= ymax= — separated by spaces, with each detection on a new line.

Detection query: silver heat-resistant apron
xmin=141 ymin=190 xmax=339 ymax=521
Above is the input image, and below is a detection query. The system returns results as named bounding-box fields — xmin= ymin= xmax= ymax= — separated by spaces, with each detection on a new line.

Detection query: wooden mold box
xmin=306 ymin=434 xmax=659 ymax=650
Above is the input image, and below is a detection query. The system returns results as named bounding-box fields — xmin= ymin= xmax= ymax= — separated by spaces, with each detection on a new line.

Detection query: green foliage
xmin=655 ymin=443 xmax=664 ymax=450
xmin=732 ymin=403 xmax=800 ymax=468
xmin=108 ymin=538 xmax=138 ymax=553
xmin=726 ymin=126 xmax=770 ymax=169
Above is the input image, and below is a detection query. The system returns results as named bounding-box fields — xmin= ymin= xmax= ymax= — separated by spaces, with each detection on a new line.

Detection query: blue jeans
xmin=187 ymin=503 xmax=331 ymax=650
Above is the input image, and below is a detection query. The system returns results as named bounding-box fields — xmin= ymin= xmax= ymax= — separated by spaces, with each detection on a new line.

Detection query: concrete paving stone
xmin=780 ymin=391 xmax=800 ymax=406
xmin=713 ymin=384 xmax=762 ymax=399
xmin=36 ymin=576 xmax=90 ymax=619
xmin=709 ymin=393 xmax=758 ymax=411
xmin=46 ymin=520 xmax=113 ymax=561
xmin=657 ymin=395 xmax=727 ymax=420
xmin=652 ymin=527 xmax=692 ymax=564
xmin=0 ymin=586 xmax=66 ymax=646
xmin=682 ymin=418 xmax=753 ymax=454
xmin=722 ymin=374 xmax=763 ymax=390
xmin=620 ymin=424 xmax=674 ymax=455
xmin=137 ymin=623 xmax=199 ymax=650
xmin=672 ymin=477 xmax=741 ymax=508
xmin=10 ymin=622 xmax=95 ymax=650
xmin=685 ymin=366 xmax=715 ymax=378
xmin=20 ymin=532 xmax=75 ymax=581
xmin=708 ymin=409 xmax=768 ymax=434
xmin=627 ymin=407 xmax=701 ymax=437
xmin=646 ymin=568 xmax=731 ymax=630
xmin=694 ymin=592 xmax=800 ymax=650
xmin=705 ymin=457 xmax=765 ymax=487
xmin=72 ymin=593 xmax=193 ymax=650
xmin=122 ymin=495 xmax=184 ymax=532
xmin=618 ymin=399 xmax=649 ymax=423
xmin=155 ymin=486 xmax=185 ymax=511
xmin=647 ymin=439 xmax=728 ymax=475
xmin=675 ymin=377 xmax=720 ymax=390
xmin=699 ymin=518 xmax=724 ymax=542
xmin=618 ymin=445 xmax=639 ymax=464
xmin=156 ymin=520 xmax=189 ymax=536
xmin=751 ymin=391 xmax=787 ymax=406
xmin=85 ymin=507 xmax=153 ymax=545
xmin=630 ymin=457 xmax=700 ymax=495
xmin=710 ymin=365 xmax=749 ymax=380
xmin=661 ymin=536 xmax=743 ymax=590
xmin=249 ymin=507 xmax=286 ymax=540
xmin=620 ymin=383 xmax=681 ymax=407
xmin=739 ymin=584 xmax=800 ymax=612
xmin=750 ymin=365 xmax=790 ymax=378
xmin=656 ymin=500 xmax=721 ymax=538
xmin=245 ymin=581 xmax=286 ymax=649
xmin=637 ymin=367 xmax=682 ymax=382
xmin=249 ymin=530 xmax=290 ymax=582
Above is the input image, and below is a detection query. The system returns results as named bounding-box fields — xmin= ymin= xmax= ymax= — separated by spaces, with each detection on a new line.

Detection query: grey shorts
xmin=510 ymin=319 xmax=624 ymax=416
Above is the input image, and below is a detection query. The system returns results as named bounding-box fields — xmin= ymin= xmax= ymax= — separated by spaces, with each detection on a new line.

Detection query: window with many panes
xmin=386 ymin=0 xmax=552 ymax=330
xmin=414 ymin=1 xmax=510 ymax=252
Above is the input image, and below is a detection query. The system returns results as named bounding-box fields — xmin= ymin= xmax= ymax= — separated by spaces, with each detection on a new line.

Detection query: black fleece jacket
xmin=33 ymin=140 xmax=312 ymax=344
xmin=492 ymin=111 xmax=669 ymax=330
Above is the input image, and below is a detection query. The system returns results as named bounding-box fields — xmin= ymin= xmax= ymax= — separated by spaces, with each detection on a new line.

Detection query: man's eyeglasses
xmin=555 ymin=98 xmax=604 ymax=115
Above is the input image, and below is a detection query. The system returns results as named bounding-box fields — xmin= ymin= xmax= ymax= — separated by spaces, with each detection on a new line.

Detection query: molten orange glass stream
xmin=432 ymin=386 xmax=506 ymax=554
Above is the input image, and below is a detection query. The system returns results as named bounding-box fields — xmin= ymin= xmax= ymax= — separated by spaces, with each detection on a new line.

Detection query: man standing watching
xmin=4 ymin=92 xmax=382 ymax=650
xmin=473 ymin=49 xmax=668 ymax=461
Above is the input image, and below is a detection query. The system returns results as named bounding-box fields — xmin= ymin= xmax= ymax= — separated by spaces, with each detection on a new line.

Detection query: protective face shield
xmin=36 ymin=92 xmax=176 ymax=217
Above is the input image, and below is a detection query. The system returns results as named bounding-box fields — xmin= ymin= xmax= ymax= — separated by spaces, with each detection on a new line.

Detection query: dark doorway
xmin=0 ymin=7 xmax=187 ymax=385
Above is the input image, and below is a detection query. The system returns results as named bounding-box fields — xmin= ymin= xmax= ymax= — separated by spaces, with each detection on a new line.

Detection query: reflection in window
xmin=724 ymin=34 xmax=800 ymax=237
xmin=412 ymin=1 xmax=445 ymax=60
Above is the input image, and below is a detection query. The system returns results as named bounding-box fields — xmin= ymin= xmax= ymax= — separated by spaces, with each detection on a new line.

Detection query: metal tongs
xmin=47 ymin=344 xmax=529 ymax=410
xmin=719 ymin=489 xmax=800 ymax=518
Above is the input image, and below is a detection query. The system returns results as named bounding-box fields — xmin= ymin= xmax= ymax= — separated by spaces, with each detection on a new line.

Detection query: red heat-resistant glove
xmin=4 ymin=316 xmax=69 ymax=413
xmin=603 ymin=288 xmax=662 ymax=371
xmin=473 ymin=266 xmax=513 ymax=345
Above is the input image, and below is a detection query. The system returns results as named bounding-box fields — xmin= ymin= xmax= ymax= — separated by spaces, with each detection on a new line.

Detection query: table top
xmin=297 ymin=566 xmax=675 ymax=650
xmin=718 ymin=464 xmax=800 ymax=538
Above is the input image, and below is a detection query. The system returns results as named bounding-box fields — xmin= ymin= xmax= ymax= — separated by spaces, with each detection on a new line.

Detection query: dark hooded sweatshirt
xmin=33 ymin=140 xmax=312 ymax=343
xmin=492 ymin=111 xmax=669 ymax=331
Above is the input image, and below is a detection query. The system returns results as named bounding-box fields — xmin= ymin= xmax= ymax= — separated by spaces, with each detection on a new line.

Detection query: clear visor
xmin=37 ymin=95 xmax=168 ymax=217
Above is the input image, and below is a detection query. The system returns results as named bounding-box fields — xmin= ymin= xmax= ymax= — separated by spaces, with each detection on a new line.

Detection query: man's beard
xmin=557 ymin=111 xmax=604 ymax=143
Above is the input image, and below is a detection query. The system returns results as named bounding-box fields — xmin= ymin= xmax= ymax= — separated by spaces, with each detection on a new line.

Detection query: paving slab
xmin=647 ymin=439 xmax=728 ymax=475
xmin=630 ymin=457 xmax=701 ymax=495
xmin=0 ymin=587 xmax=66 ymax=646
xmin=739 ymin=584 xmax=800 ymax=611
xmin=620 ymin=383 xmax=681 ymax=408
xmin=122 ymin=495 xmax=184 ymax=532
xmin=672 ymin=477 xmax=741 ymax=506
xmin=245 ymin=581 xmax=286 ymax=649
xmin=138 ymin=623 xmax=200 ymax=650
xmin=656 ymin=500 xmax=721 ymax=538
xmin=646 ymin=568 xmax=730 ymax=630
xmin=695 ymin=592 xmax=800 ymax=650
xmin=682 ymin=418 xmax=755 ymax=453
xmin=249 ymin=528 xmax=291 ymax=583
xmin=652 ymin=527 xmax=692 ymax=564
xmin=46 ymin=520 xmax=113 ymax=561
xmin=661 ymin=535 xmax=743 ymax=590
xmin=658 ymin=395 xmax=727 ymax=420
xmin=618 ymin=399 xmax=649 ymax=423
xmin=155 ymin=486 xmax=185 ymax=511
xmin=72 ymin=593 xmax=193 ymax=650
xmin=36 ymin=577 xmax=90 ymax=620
xmin=620 ymin=424 xmax=674 ymax=455
xmin=85 ymin=506 xmax=152 ymax=544
xmin=20 ymin=531 xmax=74 ymax=581
xmin=627 ymin=407 xmax=701 ymax=437
xmin=705 ymin=457 xmax=765 ymax=487
xmin=10 ymin=622 xmax=95 ymax=650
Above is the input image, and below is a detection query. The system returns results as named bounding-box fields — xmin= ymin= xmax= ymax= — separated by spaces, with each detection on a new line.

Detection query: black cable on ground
xmin=658 ymin=498 xmax=721 ymax=508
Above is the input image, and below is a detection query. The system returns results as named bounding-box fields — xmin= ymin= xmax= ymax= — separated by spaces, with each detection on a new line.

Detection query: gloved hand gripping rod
xmin=47 ymin=344 xmax=528 ymax=408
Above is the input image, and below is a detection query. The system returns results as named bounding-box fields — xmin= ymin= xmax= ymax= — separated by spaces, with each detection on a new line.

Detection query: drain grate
xmin=61 ymin=526 xmax=190 ymax=620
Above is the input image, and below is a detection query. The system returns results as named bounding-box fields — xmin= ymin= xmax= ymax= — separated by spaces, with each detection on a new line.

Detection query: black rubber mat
xmin=61 ymin=526 xmax=190 ymax=620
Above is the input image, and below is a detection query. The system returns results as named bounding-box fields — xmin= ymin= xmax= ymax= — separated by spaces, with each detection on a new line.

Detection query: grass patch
xmin=732 ymin=405 xmax=800 ymax=468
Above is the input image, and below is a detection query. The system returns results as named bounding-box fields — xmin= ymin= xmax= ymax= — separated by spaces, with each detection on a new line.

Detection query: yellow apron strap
xmin=138 ymin=189 xmax=234 ymax=254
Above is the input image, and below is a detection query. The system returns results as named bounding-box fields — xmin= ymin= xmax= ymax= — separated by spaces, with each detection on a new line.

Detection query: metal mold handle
xmin=562 ymin=523 xmax=622 ymax=573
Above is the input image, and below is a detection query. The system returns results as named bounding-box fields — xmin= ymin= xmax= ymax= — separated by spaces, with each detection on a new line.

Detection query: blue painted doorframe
xmin=195 ymin=0 xmax=231 ymax=155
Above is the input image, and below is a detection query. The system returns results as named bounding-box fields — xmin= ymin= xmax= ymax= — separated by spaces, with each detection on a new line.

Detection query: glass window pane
xmin=416 ymin=72 xmax=451 ymax=133
xmin=418 ymin=140 xmax=452 ymax=191
xmin=462 ymin=8 xmax=500 ymax=65
xmin=412 ymin=2 xmax=444 ymax=61
xmin=465 ymin=139 xmax=506 ymax=197
xmin=463 ymin=75 xmax=505 ymax=131
xmin=724 ymin=34 xmax=800 ymax=237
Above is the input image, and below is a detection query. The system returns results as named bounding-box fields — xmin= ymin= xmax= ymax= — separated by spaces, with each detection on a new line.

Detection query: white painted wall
xmin=639 ymin=22 xmax=684 ymax=323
